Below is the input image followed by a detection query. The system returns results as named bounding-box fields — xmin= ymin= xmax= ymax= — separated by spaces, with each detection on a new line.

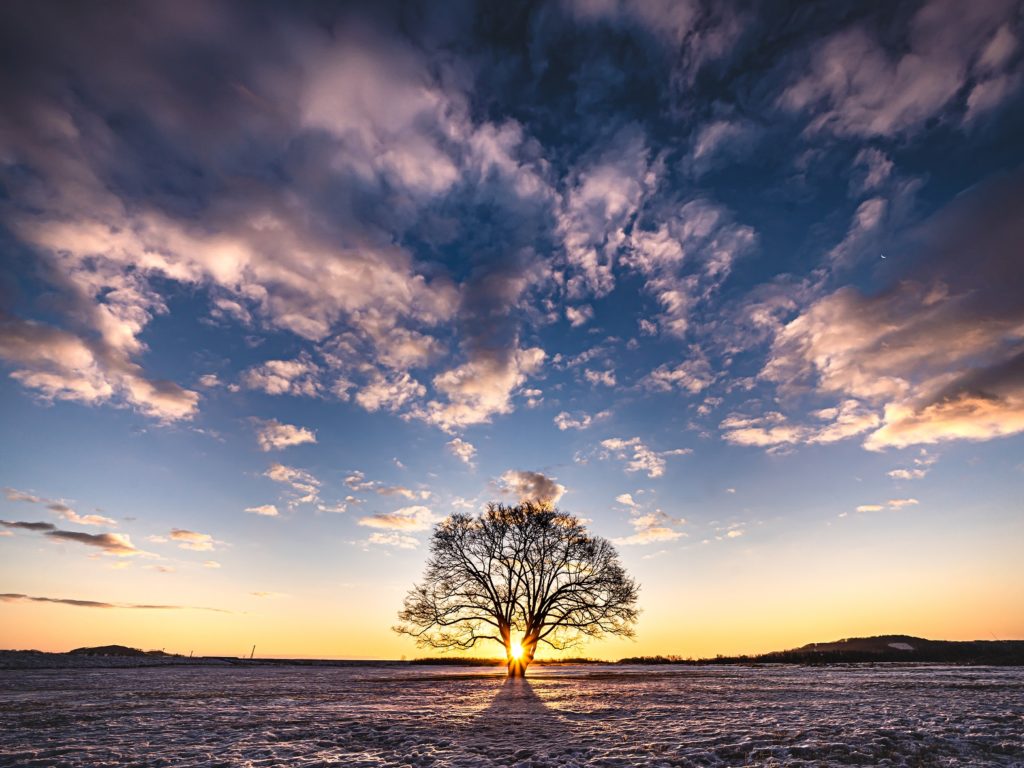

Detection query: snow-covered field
xmin=1 ymin=663 xmax=1021 ymax=766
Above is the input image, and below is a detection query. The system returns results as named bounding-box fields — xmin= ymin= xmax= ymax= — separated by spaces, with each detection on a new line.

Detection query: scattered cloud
xmin=365 ymin=532 xmax=419 ymax=549
xmin=600 ymin=437 xmax=691 ymax=478
xmin=614 ymin=509 xmax=685 ymax=546
xmin=498 ymin=470 xmax=566 ymax=506
xmin=4 ymin=487 xmax=117 ymax=527
xmin=447 ymin=437 xmax=477 ymax=465
xmin=244 ymin=504 xmax=280 ymax=517
xmin=553 ymin=410 xmax=610 ymax=431
xmin=168 ymin=528 xmax=216 ymax=552
xmin=357 ymin=505 xmax=439 ymax=531
xmin=254 ymin=419 xmax=317 ymax=452
xmin=264 ymin=463 xmax=321 ymax=506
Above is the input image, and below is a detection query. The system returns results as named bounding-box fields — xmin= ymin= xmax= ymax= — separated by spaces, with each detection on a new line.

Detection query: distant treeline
xmin=620 ymin=637 xmax=1024 ymax=666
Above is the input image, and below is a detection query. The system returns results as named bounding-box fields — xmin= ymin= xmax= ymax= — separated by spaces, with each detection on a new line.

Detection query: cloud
xmin=780 ymin=0 xmax=1022 ymax=137
xmin=4 ymin=488 xmax=41 ymax=504
xmin=600 ymin=437 xmax=691 ymax=478
xmin=365 ymin=532 xmax=419 ymax=549
xmin=203 ymin=560 xmax=221 ymax=569
xmin=624 ymin=200 xmax=756 ymax=337
xmin=254 ymin=419 xmax=317 ymax=452
xmin=0 ymin=315 xmax=199 ymax=423
xmin=856 ymin=498 xmax=920 ymax=513
xmin=416 ymin=345 xmax=547 ymax=431
xmin=46 ymin=529 xmax=142 ymax=556
xmin=583 ymin=369 xmax=616 ymax=387
xmin=888 ymin=468 xmax=927 ymax=480
xmin=0 ymin=593 xmax=228 ymax=611
xmin=355 ymin=370 xmax=426 ymax=413
xmin=498 ymin=470 xmax=566 ymax=506
xmin=358 ymin=505 xmax=439 ymax=532
xmin=644 ymin=348 xmax=715 ymax=394
xmin=264 ymin=463 xmax=321 ymax=506
xmin=1 ymin=520 xmax=56 ymax=531
xmin=447 ymin=437 xmax=477 ymax=465
xmin=719 ymin=402 xmax=881 ymax=450
xmin=558 ymin=125 xmax=654 ymax=299
xmin=244 ymin=504 xmax=280 ymax=517
xmin=242 ymin=357 xmax=323 ymax=398
xmin=566 ymin=305 xmax=594 ymax=327
xmin=614 ymin=509 xmax=685 ymax=546
xmin=376 ymin=485 xmax=429 ymax=501
xmin=4 ymin=487 xmax=117 ymax=527
xmin=168 ymin=528 xmax=215 ymax=551
xmin=762 ymin=171 xmax=1024 ymax=451
xmin=615 ymin=493 xmax=638 ymax=507
xmin=554 ymin=410 xmax=610 ymax=431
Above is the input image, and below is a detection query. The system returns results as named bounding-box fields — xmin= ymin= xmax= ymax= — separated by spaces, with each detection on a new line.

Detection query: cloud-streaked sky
xmin=1 ymin=0 xmax=1022 ymax=659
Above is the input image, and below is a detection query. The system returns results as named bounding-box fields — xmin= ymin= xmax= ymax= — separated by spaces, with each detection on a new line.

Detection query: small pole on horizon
xmin=250 ymin=644 xmax=256 ymax=660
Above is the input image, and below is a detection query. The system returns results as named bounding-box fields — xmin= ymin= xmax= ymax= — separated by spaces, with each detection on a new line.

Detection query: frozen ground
xmin=1 ymin=663 xmax=1022 ymax=767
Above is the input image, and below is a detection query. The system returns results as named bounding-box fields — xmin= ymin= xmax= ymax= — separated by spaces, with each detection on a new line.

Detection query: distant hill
xmin=68 ymin=645 xmax=176 ymax=658
xmin=620 ymin=635 xmax=1024 ymax=665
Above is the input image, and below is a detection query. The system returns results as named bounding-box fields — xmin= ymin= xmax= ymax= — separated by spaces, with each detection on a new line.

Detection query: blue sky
xmin=1 ymin=0 xmax=1022 ymax=657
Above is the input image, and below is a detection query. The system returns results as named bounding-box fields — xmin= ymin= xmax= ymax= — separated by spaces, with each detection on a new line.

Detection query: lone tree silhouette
xmin=395 ymin=501 xmax=640 ymax=676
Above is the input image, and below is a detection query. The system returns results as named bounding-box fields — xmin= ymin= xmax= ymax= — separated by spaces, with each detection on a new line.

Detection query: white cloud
xmin=242 ymin=357 xmax=323 ymax=397
xmin=780 ymin=0 xmax=1022 ymax=137
xmin=566 ymin=305 xmax=594 ymax=327
xmin=355 ymin=370 xmax=426 ymax=413
xmin=584 ymin=369 xmax=616 ymax=387
xmin=447 ymin=437 xmax=477 ymax=465
xmin=366 ymin=532 xmax=419 ymax=549
xmin=498 ymin=470 xmax=566 ymax=506
xmin=245 ymin=505 xmax=280 ymax=517
xmin=254 ymin=419 xmax=317 ymax=452
xmin=264 ymin=463 xmax=320 ymax=506
xmin=357 ymin=505 xmax=439 ymax=531
xmin=614 ymin=509 xmax=685 ymax=546
xmin=554 ymin=410 xmax=610 ymax=431
xmin=416 ymin=346 xmax=546 ymax=431
xmin=600 ymin=437 xmax=691 ymax=478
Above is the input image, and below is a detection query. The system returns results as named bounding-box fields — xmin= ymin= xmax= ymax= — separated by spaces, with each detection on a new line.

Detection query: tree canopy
xmin=395 ymin=501 xmax=640 ymax=675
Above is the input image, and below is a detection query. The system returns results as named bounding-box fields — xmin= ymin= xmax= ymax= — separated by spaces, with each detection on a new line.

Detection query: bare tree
xmin=395 ymin=501 xmax=640 ymax=676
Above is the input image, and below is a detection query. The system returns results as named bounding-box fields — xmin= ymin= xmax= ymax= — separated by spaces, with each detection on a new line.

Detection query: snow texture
xmin=1 ymin=664 xmax=1022 ymax=766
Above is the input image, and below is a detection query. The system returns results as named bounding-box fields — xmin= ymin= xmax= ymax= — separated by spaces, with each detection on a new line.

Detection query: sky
xmin=1 ymin=0 xmax=1022 ymax=660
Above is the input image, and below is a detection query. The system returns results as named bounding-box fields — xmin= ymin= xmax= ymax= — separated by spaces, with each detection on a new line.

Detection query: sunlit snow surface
xmin=2 ymin=663 xmax=1022 ymax=766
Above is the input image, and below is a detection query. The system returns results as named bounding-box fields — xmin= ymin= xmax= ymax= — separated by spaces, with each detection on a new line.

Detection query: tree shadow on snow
xmin=456 ymin=677 xmax=590 ymax=763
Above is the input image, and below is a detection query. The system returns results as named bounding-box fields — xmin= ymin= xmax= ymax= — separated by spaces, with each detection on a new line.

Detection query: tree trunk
xmin=506 ymin=635 xmax=538 ymax=677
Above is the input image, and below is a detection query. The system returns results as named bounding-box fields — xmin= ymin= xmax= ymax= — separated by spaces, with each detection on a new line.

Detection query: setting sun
xmin=509 ymin=641 xmax=524 ymax=661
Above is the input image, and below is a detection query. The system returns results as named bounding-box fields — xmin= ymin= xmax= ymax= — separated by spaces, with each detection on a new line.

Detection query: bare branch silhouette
xmin=395 ymin=501 xmax=640 ymax=676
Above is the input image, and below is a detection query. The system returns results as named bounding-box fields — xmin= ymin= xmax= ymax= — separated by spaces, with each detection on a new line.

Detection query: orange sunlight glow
xmin=509 ymin=641 xmax=524 ymax=660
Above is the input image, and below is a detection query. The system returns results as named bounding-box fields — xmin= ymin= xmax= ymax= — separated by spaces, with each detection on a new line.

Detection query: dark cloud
xmin=1 ymin=520 xmax=56 ymax=531
xmin=44 ymin=529 xmax=141 ymax=556
xmin=0 ymin=593 xmax=230 ymax=612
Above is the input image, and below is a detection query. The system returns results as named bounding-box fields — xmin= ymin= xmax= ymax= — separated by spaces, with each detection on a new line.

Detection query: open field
xmin=1 ymin=663 xmax=1022 ymax=767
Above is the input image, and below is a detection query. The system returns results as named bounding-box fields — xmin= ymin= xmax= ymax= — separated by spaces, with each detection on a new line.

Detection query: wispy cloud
xmin=4 ymin=487 xmax=116 ymax=527
xmin=357 ymin=505 xmax=439 ymax=532
xmin=0 ymin=593 xmax=229 ymax=612
xmin=168 ymin=528 xmax=216 ymax=551
xmin=600 ymin=437 xmax=690 ymax=478
xmin=244 ymin=504 xmax=280 ymax=517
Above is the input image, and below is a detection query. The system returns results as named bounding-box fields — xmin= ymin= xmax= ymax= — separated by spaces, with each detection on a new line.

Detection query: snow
xmin=1 ymin=663 xmax=1022 ymax=766
xmin=888 ymin=642 xmax=915 ymax=651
